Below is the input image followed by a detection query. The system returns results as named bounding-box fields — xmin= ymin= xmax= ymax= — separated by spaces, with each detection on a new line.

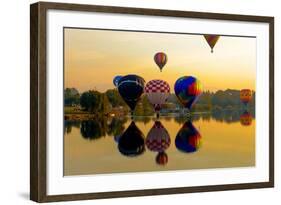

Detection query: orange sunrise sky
xmin=64 ymin=28 xmax=256 ymax=93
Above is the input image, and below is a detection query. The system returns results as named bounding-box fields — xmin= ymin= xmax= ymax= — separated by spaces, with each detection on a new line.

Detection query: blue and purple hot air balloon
xmin=175 ymin=121 xmax=202 ymax=153
xmin=174 ymin=76 xmax=202 ymax=110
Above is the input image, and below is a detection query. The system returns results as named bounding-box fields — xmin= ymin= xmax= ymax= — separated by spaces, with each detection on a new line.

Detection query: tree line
xmin=64 ymin=87 xmax=255 ymax=115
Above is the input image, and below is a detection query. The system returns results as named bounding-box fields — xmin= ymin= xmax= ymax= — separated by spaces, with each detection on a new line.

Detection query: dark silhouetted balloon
xmin=117 ymin=75 xmax=145 ymax=111
xmin=174 ymin=76 xmax=202 ymax=110
xmin=118 ymin=121 xmax=145 ymax=157
xmin=204 ymin=35 xmax=220 ymax=53
xmin=240 ymin=89 xmax=253 ymax=105
xmin=175 ymin=121 xmax=202 ymax=153
xmin=240 ymin=111 xmax=252 ymax=126
xmin=145 ymin=80 xmax=170 ymax=114
xmin=154 ymin=52 xmax=167 ymax=72
xmin=113 ymin=75 xmax=122 ymax=87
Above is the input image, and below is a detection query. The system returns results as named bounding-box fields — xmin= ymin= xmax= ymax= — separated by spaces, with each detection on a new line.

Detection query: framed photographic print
xmin=30 ymin=1 xmax=274 ymax=202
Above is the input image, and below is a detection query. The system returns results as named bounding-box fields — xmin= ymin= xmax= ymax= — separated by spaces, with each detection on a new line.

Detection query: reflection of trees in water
xmin=211 ymin=109 xmax=255 ymax=124
xmin=80 ymin=120 xmax=107 ymax=140
xmin=107 ymin=117 xmax=128 ymax=137
xmin=133 ymin=116 xmax=151 ymax=125
xmin=65 ymin=117 xmax=128 ymax=141
xmin=174 ymin=116 xmax=188 ymax=125
xmin=173 ymin=109 xmax=255 ymax=125
xmin=64 ymin=120 xmax=80 ymax=134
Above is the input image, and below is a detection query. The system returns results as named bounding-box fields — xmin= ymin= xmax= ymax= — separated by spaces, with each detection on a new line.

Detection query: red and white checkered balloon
xmin=145 ymin=79 xmax=170 ymax=111
xmin=146 ymin=121 xmax=171 ymax=152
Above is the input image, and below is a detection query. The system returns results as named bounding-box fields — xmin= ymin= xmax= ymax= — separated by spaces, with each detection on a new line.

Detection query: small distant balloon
xmin=174 ymin=76 xmax=202 ymax=110
xmin=240 ymin=111 xmax=252 ymax=126
xmin=204 ymin=35 xmax=220 ymax=53
xmin=145 ymin=79 xmax=170 ymax=115
xmin=240 ymin=89 xmax=253 ymax=105
xmin=154 ymin=52 xmax=167 ymax=72
xmin=175 ymin=121 xmax=202 ymax=153
xmin=113 ymin=75 xmax=122 ymax=87
xmin=117 ymin=75 xmax=145 ymax=112
xmin=156 ymin=152 xmax=168 ymax=165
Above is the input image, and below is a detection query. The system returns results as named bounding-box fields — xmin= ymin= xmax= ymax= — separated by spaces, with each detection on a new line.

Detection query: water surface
xmin=64 ymin=112 xmax=255 ymax=176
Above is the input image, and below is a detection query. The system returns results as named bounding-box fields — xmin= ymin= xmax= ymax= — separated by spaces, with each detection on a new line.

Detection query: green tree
xmin=105 ymin=89 xmax=126 ymax=107
xmin=99 ymin=93 xmax=112 ymax=114
xmin=64 ymin=88 xmax=80 ymax=106
xmin=80 ymin=90 xmax=102 ymax=113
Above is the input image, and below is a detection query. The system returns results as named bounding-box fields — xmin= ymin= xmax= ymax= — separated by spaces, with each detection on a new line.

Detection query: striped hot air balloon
xmin=204 ymin=35 xmax=220 ymax=53
xmin=145 ymin=79 xmax=170 ymax=117
xmin=240 ymin=89 xmax=253 ymax=105
xmin=156 ymin=152 xmax=168 ymax=166
xmin=240 ymin=111 xmax=252 ymax=126
xmin=154 ymin=52 xmax=167 ymax=72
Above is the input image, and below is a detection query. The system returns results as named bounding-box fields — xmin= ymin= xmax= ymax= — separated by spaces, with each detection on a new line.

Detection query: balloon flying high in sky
xmin=154 ymin=52 xmax=168 ymax=72
xmin=204 ymin=35 xmax=220 ymax=53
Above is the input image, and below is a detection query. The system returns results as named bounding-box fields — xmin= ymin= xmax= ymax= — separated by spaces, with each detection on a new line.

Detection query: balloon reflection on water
xmin=118 ymin=121 xmax=145 ymax=157
xmin=175 ymin=121 xmax=202 ymax=153
xmin=240 ymin=111 xmax=252 ymax=126
xmin=146 ymin=121 xmax=171 ymax=165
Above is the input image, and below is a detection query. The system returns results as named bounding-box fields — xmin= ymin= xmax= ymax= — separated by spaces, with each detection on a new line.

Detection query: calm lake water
xmin=64 ymin=112 xmax=255 ymax=176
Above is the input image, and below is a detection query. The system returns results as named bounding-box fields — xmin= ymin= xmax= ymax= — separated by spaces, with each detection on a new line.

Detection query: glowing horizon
xmin=64 ymin=28 xmax=256 ymax=93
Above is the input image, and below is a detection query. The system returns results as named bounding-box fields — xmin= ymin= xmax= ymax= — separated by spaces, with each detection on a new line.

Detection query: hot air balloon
xmin=146 ymin=121 xmax=170 ymax=153
xmin=154 ymin=52 xmax=167 ymax=72
xmin=240 ymin=89 xmax=253 ymax=105
xmin=145 ymin=79 xmax=170 ymax=117
xmin=146 ymin=121 xmax=171 ymax=165
xmin=117 ymin=75 xmax=145 ymax=113
xmin=204 ymin=35 xmax=220 ymax=53
xmin=240 ymin=111 xmax=252 ymax=126
xmin=175 ymin=121 xmax=202 ymax=153
xmin=156 ymin=152 xmax=168 ymax=165
xmin=118 ymin=121 xmax=145 ymax=157
xmin=113 ymin=75 xmax=122 ymax=87
xmin=174 ymin=76 xmax=202 ymax=110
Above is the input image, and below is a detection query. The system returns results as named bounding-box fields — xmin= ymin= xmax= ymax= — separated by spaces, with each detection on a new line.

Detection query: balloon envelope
xmin=113 ymin=75 xmax=122 ymax=87
xmin=174 ymin=76 xmax=202 ymax=110
xmin=175 ymin=121 xmax=201 ymax=153
xmin=204 ymin=35 xmax=220 ymax=53
xmin=118 ymin=121 xmax=145 ymax=157
xmin=154 ymin=52 xmax=167 ymax=71
xmin=240 ymin=89 xmax=253 ymax=105
xmin=145 ymin=79 xmax=170 ymax=112
xmin=146 ymin=121 xmax=170 ymax=152
xmin=240 ymin=111 xmax=252 ymax=126
xmin=117 ymin=75 xmax=145 ymax=111
xmin=156 ymin=152 xmax=168 ymax=165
